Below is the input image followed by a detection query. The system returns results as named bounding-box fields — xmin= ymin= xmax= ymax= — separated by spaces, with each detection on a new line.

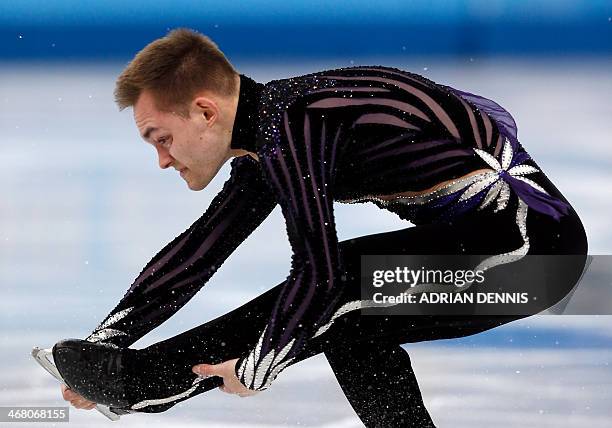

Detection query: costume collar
xmin=230 ymin=74 xmax=264 ymax=153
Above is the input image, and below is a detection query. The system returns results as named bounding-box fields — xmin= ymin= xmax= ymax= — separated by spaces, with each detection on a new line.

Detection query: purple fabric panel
xmin=503 ymin=173 xmax=571 ymax=221
xmin=510 ymin=150 xmax=531 ymax=169
xmin=443 ymin=85 xmax=519 ymax=144
xmin=441 ymin=86 xmax=571 ymax=221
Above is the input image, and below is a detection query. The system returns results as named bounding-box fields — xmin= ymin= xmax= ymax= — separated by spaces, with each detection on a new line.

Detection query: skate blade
xmin=31 ymin=346 xmax=121 ymax=421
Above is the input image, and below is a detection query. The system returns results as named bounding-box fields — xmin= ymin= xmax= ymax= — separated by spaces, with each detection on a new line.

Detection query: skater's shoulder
xmin=258 ymin=71 xmax=337 ymax=112
xmin=258 ymin=64 xmax=440 ymax=106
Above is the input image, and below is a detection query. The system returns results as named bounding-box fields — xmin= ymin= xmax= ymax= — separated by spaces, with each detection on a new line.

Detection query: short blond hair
xmin=114 ymin=28 xmax=238 ymax=115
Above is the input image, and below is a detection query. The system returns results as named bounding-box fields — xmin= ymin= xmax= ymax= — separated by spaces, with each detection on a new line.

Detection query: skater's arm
xmin=85 ymin=155 xmax=277 ymax=348
xmin=235 ymin=100 xmax=346 ymax=391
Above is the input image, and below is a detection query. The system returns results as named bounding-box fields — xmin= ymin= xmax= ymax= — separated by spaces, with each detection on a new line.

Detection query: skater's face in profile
xmin=133 ymin=89 xmax=234 ymax=191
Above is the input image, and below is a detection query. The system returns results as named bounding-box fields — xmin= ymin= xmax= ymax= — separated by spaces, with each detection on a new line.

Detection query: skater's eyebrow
xmin=141 ymin=126 xmax=159 ymax=141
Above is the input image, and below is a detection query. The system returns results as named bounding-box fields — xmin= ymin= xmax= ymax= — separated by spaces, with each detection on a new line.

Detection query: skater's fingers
xmin=64 ymin=391 xmax=76 ymax=401
xmin=61 ymin=386 xmax=76 ymax=401
xmin=69 ymin=399 xmax=83 ymax=408
xmin=62 ymin=386 xmax=79 ymax=400
xmin=77 ymin=401 xmax=95 ymax=410
xmin=62 ymin=388 xmax=81 ymax=401
xmin=60 ymin=385 xmax=95 ymax=408
xmin=62 ymin=387 xmax=89 ymax=404
xmin=71 ymin=398 xmax=94 ymax=409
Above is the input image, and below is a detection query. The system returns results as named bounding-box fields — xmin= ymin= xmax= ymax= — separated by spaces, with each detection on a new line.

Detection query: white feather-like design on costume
xmin=513 ymin=175 xmax=547 ymax=193
xmin=475 ymin=146 xmax=502 ymax=171
xmin=500 ymin=138 xmax=513 ymax=170
xmin=495 ymin=182 xmax=511 ymax=212
xmin=471 ymin=137 xmax=551 ymax=213
xmin=270 ymin=337 xmax=295 ymax=372
xmin=86 ymin=306 xmax=134 ymax=343
xmin=252 ymin=348 xmax=276 ymax=390
xmin=313 ymin=300 xmax=362 ymax=337
xmin=479 ymin=180 xmax=503 ymax=210
xmin=95 ymin=307 xmax=134 ymax=331
xmin=507 ymin=164 xmax=539 ymax=176
xmin=86 ymin=328 xmax=127 ymax=343
xmin=130 ymin=376 xmax=205 ymax=410
xmin=237 ymin=325 xmax=267 ymax=388
xmin=253 ymin=339 xmax=296 ymax=390
xmin=237 ymin=325 xmax=297 ymax=391
xmin=459 ymin=172 xmax=498 ymax=201
xmin=260 ymin=358 xmax=294 ymax=390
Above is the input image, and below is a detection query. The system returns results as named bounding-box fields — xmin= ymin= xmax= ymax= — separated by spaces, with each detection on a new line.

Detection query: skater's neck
xmin=230 ymin=74 xmax=264 ymax=157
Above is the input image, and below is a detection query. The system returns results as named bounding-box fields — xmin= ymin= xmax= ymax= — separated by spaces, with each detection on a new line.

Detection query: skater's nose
xmin=155 ymin=145 xmax=173 ymax=169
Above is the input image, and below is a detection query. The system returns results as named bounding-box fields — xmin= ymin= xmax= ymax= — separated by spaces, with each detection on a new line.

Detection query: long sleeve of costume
xmin=85 ymin=155 xmax=277 ymax=348
xmin=235 ymin=99 xmax=347 ymax=391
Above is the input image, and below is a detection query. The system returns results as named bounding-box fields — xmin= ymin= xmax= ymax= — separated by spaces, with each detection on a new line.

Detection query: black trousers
xmin=128 ymin=171 xmax=588 ymax=428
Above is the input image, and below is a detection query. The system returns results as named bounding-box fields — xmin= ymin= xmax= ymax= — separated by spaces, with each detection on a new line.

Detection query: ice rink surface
xmin=1 ymin=58 xmax=611 ymax=427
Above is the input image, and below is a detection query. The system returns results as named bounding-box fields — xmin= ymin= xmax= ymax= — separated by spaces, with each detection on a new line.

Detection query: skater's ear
xmin=191 ymin=96 xmax=219 ymax=127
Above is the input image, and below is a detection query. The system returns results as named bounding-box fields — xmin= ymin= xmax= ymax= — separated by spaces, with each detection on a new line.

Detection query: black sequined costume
xmin=77 ymin=66 xmax=587 ymax=425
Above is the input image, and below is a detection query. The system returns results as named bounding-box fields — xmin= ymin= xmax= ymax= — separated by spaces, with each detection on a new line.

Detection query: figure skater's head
xmin=114 ymin=28 xmax=244 ymax=191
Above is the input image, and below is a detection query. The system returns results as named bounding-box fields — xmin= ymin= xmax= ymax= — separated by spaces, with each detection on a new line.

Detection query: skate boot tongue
xmin=52 ymin=339 xmax=133 ymax=408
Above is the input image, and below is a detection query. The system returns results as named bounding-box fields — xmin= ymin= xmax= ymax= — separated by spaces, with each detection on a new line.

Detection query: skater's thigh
xmin=312 ymin=206 xmax=583 ymax=346
xmin=332 ymin=206 xmax=525 ymax=303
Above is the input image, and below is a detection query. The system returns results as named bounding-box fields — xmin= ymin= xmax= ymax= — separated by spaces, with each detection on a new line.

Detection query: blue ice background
xmin=1 ymin=0 xmax=611 ymax=60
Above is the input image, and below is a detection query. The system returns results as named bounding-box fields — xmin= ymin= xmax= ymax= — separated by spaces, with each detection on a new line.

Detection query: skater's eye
xmin=157 ymin=137 xmax=172 ymax=148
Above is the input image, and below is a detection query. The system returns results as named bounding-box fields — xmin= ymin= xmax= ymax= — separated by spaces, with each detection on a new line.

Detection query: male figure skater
xmin=57 ymin=28 xmax=587 ymax=427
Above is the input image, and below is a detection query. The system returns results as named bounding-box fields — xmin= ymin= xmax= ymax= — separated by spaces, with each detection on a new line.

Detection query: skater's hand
xmin=192 ymin=359 xmax=260 ymax=398
xmin=60 ymin=384 xmax=96 ymax=410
